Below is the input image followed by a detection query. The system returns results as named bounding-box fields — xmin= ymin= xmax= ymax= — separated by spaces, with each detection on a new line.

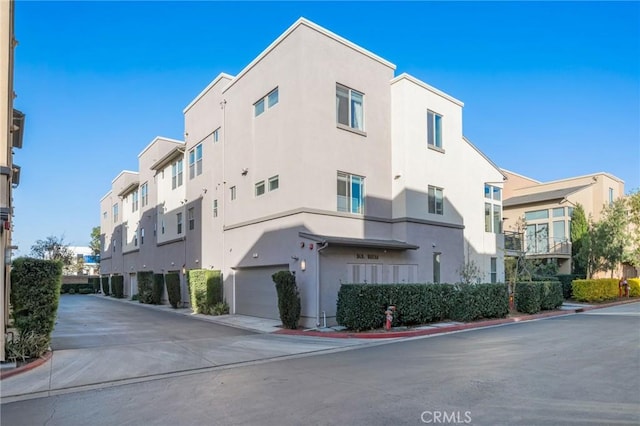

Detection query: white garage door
xmin=235 ymin=265 xmax=288 ymax=320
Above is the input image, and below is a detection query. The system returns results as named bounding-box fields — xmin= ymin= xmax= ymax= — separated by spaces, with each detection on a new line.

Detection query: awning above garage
xmin=298 ymin=232 xmax=419 ymax=250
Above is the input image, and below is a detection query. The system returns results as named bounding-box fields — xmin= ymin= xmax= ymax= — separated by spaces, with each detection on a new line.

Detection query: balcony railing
xmin=504 ymin=232 xmax=571 ymax=257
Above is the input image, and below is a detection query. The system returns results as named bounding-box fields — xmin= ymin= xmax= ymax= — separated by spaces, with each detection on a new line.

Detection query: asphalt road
xmin=2 ymin=302 xmax=639 ymax=425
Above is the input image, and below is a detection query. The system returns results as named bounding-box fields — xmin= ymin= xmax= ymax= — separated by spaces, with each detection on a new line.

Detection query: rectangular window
xmin=484 ymin=184 xmax=491 ymax=199
xmin=132 ymin=190 xmax=139 ymax=213
xmin=189 ymin=150 xmax=195 ymax=179
xmin=492 ymin=186 xmax=501 ymax=201
xmin=553 ymin=220 xmax=566 ymax=243
xmin=526 ymin=223 xmax=549 ymax=254
xmin=568 ymin=207 xmax=574 ymax=217
xmin=337 ymin=172 xmax=364 ymax=214
xmin=161 ymin=219 xmax=165 ymax=235
xmin=268 ymin=175 xmax=279 ymax=191
xmin=213 ymin=199 xmax=218 ymax=218
xmin=213 ymin=127 xmax=220 ymax=143
xmin=427 ymin=110 xmax=443 ymax=149
xmin=433 ymin=253 xmax=441 ymax=284
xmin=609 ymin=187 xmax=614 ymax=205
xmin=524 ymin=209 xmax=549 ymax=221
xmin=177 ymin=212 xmax=183 ymax=235
xmin=485 ymin=203 xmax=492 ymax=232
xmin=172 ymin=159 xmax=183 ymax=189
xmin=490 ymin=257 xmax=497 ymax=284
xmin=188 ymin=208 xmax=195 ymax=231
xmin=189 ymin=144 xmax=203 ymax=179
xmin=255 ymin=181 xmax=265 ymax=197
xmin=141 ymin=228 xmax=145 ymax=245
xmin=336 ymin=84 xmax=364 ymax=131
xmin=255 ymin=87 xmax=278 ymax=117
xmin=230 ymin=186 xmax=236 ymax=201
xmin=552 ymin=207 xmax=565 ymax=218
xmin=493 ymin=204 xmax=501 ymax=234
xmin=113 ymin=203 xmax=119 ymax=222
xmin=103 ymin=211 xmax=107 ymax=220
xmin=428 ymin=186 xmax=444 ymax=215
xmin=134 ymin=229 xmax=138 ymax=247
xmin=141 ymin=183 xmax=148 ymax=207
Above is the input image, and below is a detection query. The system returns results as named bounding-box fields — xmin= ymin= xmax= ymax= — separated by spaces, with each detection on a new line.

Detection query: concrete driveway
xmin=1 ymin=295 xmax=368 ymax=402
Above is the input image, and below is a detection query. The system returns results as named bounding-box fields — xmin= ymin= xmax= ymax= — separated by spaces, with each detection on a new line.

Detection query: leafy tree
xmin=30 ymin=236 xmax=74 ymax=266
xmin=570 ymin=204 xmax=588 ymax=275
xmin=89 ymin=226 xmax=101 ymax=257
xmin=624 ymin=190 xmax=640 ymax=268
xmin=457 ymin=244 xmax=482 ymax=284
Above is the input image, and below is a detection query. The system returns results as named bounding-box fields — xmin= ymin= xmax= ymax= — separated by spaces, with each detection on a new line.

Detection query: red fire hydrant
xmin=385 ymin=306 xmax=396 ymax=331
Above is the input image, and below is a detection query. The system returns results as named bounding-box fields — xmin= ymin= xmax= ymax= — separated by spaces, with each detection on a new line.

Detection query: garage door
xmin=235 ymin=265 xmax=288 ymax=320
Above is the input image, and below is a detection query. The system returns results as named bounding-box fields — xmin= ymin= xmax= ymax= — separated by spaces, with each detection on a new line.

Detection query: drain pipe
xmin=316 ymin=241 xmax=329 ymax=328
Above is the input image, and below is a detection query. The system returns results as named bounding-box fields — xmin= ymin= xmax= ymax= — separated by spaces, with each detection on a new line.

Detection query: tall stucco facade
xmin=100 ymin=18 xmax=505 ymax=328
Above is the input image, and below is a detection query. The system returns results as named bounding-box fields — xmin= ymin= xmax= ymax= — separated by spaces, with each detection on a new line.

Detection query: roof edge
xmin=183 ymin=72 xmax=235 ymax=114
xmin=462 ymin=136 xmax=505 ymax=180
xmin=138 ymin=136 xmax=184 ymax=159
xmin=391 ymin=73 xmax=464 ymax=107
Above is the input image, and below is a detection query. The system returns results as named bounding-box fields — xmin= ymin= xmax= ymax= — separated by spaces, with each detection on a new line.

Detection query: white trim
xmin=223 ymin=17 xmax=396 ymax=95
xmin=111 ymin=170 xmax=138 ymax=184
xmin=391 ymin=73 xmax=464 ymax=107
xmin=183 ymin=72 xmax=235 ymax=114
xmin=138 ymin=136 xmax=185 ymax=159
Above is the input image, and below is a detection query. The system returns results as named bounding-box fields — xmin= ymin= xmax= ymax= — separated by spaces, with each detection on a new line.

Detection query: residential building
xmin=502 ymin=169 xmax=625 ymax=275
xmin=1 ymin=0 xmax=22 ymax=362
xmin=101 ymin=18 xmax=505 ymax=327
xmin=66 ymin=246 xmax=100 ymax=275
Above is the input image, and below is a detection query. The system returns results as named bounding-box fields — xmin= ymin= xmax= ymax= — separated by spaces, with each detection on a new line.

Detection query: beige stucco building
xmin=100 ymin=18 xmax=505 ymax=327
xmin=502 ymin=169 xmax=625 ymax=275
xmin=1 ymin=0 xmax=22 ymax=361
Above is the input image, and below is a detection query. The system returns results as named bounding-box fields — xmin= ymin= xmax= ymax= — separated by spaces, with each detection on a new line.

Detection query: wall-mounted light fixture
xmin=300 ymin=259 xmax=306 ymax=272
xmin=252 ymin=253 xmax=258 ymax=259
xmin=291 ymin=255 xmax=299 ymax=261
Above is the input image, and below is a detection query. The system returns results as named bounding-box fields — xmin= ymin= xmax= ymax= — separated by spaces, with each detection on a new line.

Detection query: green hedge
xmin=272 ymin=271 xmax=301 ymax=329
xmin=166 ymin=272 xmax=181 ymax=308
xmin=188 ymin=269 xmax=222 ymax=314
xmin=515 ymin=281 xmax=563 ymax=314
xmin=540 ymin=281 xmax=563 ymax=310
xmin=336 ymin=283 xmax=509 ymax=331
xmin=10 ymin=258 xmax=62 ymax=355
xmin=101 ymin=276 xmax=110 ymax=295
xmin=89 ymin=277 xmax=100 ymax=293
xmin=152 ymin=273 xmax=164 ymax=305
xmin=137 ymin=271 xmax=154 ymax=304
xmin=111 ymin=275 xmax=124 ymax=298
xmin=555 ymin=274 xmax=584 ymax=299
xmin=61 ymin=283 xmax=95 ymax=294
xmin=572 ymin=279 xmax=618 ymax=302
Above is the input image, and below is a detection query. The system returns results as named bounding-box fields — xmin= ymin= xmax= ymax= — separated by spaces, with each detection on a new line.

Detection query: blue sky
xmin=12 ymin=1 xmax=640 ymax=254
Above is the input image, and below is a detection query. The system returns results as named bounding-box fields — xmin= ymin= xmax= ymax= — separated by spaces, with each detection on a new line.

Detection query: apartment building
xmin=502 ymin=169 xmax=625 ymax=274
xmin=101 ymin=18 xmax=505 ymax=327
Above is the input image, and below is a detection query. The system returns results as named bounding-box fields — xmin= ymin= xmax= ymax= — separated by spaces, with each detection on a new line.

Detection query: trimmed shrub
xmin=5 ymin=331 xmax=50 ymax=362
xmin=10 ymin=258 xmax=62 ymax=349
xmin=79 ymin=287 xmax=93 ymax=294
xmin=572 ymin=279 xmax=618 ymax=302
xmin=336 ymin=284 xmax=389 ymax=331
xmin=60 ymin=283 xmax=94 ymax=294
xmin=137 ymin=271 xmax=154 ymax=304
xmin=188 ymin=269 xmax=222 ymax=314
xmin=555 ymin=274 xmax=583 ymax=299
xmin=272 ymin=271 xmax=301 ymax=329
xmin=540 ymin=281 xmax=563 ymax=310
xmin=628 ymin=278 xmax=640 ymax=297
xmin=111 ymin=275 xmax=124 ymax=298
xmin=153 ymin=273 xmax=164 ymax=305
xmin=166 ymin=272 xmax=181 ymax=308
xmin=515 ymin=282 xmax=542 ymax=314
xmin=101 ymin=276 xmax=110 ymax=295
xmin=89 ymin=277 xmax=100 ymax=293
xmin=212 ymin=301 xmax=230 ymax=316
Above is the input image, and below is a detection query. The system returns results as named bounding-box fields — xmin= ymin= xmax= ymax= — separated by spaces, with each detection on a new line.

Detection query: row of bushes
xmin=629 ymin=278 xmax=640 ymax=297
xmin=7 ymin=258 xmax=62 ymax=361
xmin=136 ymin=271 xmax=164 ymax=305
xmin=188 ymin=269 xmax=223 ymax=314
xmin=514 ymin=281 xmax=563 ymax=314
xmin=60 ymin=283 xmax=96 ymax=294
xmin=336 ymin=283 xmax=510 ymax=331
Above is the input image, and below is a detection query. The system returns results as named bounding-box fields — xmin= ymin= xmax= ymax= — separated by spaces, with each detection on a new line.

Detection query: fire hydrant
xmin=385 ymin=305 xmax=396 ymax=331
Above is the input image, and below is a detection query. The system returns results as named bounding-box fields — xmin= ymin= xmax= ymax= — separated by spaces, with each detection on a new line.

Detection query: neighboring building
xmin=67 ymin=246 xmax=100 ymax=275
xmin=502 ymin=169 xmax=625 ymax=275
xmin=100 ymin=18 xmax=505 ymax=327
xmin=1 ymin=0 xmax=22 ymax=362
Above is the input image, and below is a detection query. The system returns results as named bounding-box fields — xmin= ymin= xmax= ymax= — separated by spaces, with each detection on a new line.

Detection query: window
xmin=526 ymin=223 xmax=549 ymax=254
xmin=485 ymin=203 xmax=492 ymax=232
xmin=172 ymin=159 xmax=183 ymax=189
xmin=336 ymin=84 xmax=364 ymax=131
xmin=134 ymin=229 xmax=138 ymax=247
xmin=553 ymin=220 xmax=566 ymax=244
xmin=484 ymin=185 xmax=503 ymax=233
xmin=177 ymin=212 xmax=183 ymax=235
xmin=113 ymin=203 xmax=119 ymax=223
xmin=161 ymin=219 xmax=165 ymax=235
xmin=428 ymin=186 xmax=444 ymax=215
xmin=268 ymin=175 xmax=279 ymax=191
xmin=255 ymin=87 xmax=278 ymax=117
xmin=213 ymin=199 xmax=218 ymax=218
xmin=141 ymin=183 xmax=148 ymax=207
xmin=609 ymin=187 xmax=614 ymax=205
xmin=553 ymin=207 xmax=565 ymax=218
xmin=337 ymin=172 xmax=364 ymax=214
xmin=433 ymin=253 xmax=441 ymax=284
xmin=255 ymin=181 xmax=265 ymax=197
xmin=490 ymin=257 xmax=497 ymax=284
xmin=189 ymin=144 xmax=203 ymax=179
xmin=188 ymin=208 xmax=195 ymax=231
xmin=213 ymin=127 xmax=220 ymax=143
xmin=230 ymin=186 xmax=236 ymax=201
xmin=427 ymin=110 xmax=443 ymax=149
xmin=493 ymin=205 xmax=501 ymax=234
xmin=524 ymin=209 xmax=549 ymax=221
xmin=141 ymin=228 xmax=145 ymax=245
xmin=132 ymin=190 xmax=139 ymax=213
xmin=103 ymin=211 xmax=107 ymax=220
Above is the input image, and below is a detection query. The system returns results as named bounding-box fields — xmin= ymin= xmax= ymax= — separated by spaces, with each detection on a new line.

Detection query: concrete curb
xmin=275 ymin=298 xmax=639 ymax=339
xmin=0 ymin=351 xmax=52 ymax=380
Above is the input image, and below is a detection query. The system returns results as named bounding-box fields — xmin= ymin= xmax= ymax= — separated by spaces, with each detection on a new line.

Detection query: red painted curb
xmin=275 ymin=298 xmax=638 ymax=339
xmin=0 ymin=351 xmax=52 ymax=380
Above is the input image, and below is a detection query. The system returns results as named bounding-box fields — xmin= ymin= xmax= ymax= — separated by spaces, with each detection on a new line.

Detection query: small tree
xmin=89 ymin=226 xmax=101 ymax=257
xmin=30 ymin=236 xmax=74 ymax=267
xmin=624 ymin=190 xmax=640 ymax=269
xmin=457 ymin=244 xmax=482 ymax=284
xmin=570 ymin=204 xmax=588 ymax=275
xmin=272 ymin=271 xmax=301 ymax=329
